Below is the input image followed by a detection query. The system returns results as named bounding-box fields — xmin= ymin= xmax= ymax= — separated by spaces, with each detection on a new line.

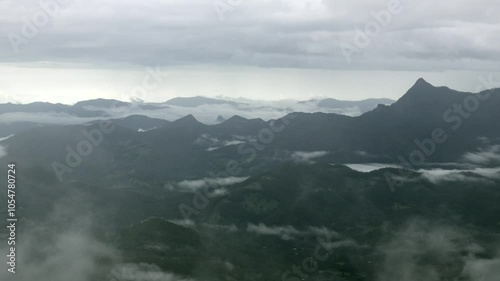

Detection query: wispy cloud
xmin=247 ymin=223 xmax=302 ymax=240
xmin=345 ymin=163 xmax=402 ymax=172
xmin=461 ymin=145 xmax=500 ymax=165
xmin=419 ymin=167 xmax=500 ymax=184
xmin=292 ymin=151 xmax=329 ymax=163
xmin=0 ymin=112 xmax=99 ymax=125
xmin=0 ymin=97 xmax=382 ymax=127
xmin=376 ymin=219 xmax=500 ymax=281
xmin=109 ymin=263 xmax=197 ymax=281
xmin=246 ymin=223 xmax=358 ymax=249
xmin=0 ymin=134 xmax=14 ymax=141
xmin=197 ymin=134 xmax=257 ymax=152
xmin=0 ymin=204 xmax=116 ymax=281
xmin=462 ymin=256 xmax=500 ymax=281
xmin=165 ymin=176 xmax=248 ymax=194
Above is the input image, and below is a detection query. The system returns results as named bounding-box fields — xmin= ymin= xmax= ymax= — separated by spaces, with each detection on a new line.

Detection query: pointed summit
xmin=389 ymin=79 xmax=440 ymax=111
xmin=400 ymin=78 xmax=436 ymax=100
xmin=172 ymin=114 xmax=202 ymax=127
xmin=392 ymin=78 xmax=467 ymax=114
xmin=215 ymin=115 xmax=225 ymax=123
xmin=413 ymin=78 xmax=433 ymax=88
xmin=225 ymin=115 xmax=248 ymax=123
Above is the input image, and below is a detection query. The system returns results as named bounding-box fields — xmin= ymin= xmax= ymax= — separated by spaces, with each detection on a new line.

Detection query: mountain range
xmin=0 ymin=96 xmax=394 ymax=138
xmin=0 ymin=78 xmax=499 ymax=281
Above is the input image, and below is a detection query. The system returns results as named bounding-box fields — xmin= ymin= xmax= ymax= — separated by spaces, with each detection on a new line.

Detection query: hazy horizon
xmin=1 ymin=0 xmax=499 ymax=104
xmin=1 ymin=73 xmax=498 ymax=105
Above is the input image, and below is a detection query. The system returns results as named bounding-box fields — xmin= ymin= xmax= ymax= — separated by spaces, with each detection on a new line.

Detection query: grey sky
xmin=0 ymin=0 xmax=499 ymax=103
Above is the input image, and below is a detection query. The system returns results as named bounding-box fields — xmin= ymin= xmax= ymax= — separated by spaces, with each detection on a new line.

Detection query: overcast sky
xmin=0 ymin=0 xmax=499 ymax=104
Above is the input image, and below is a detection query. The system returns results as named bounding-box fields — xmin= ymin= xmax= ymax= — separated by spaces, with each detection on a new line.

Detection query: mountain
xmin=165 ymin=96 xmax=242 ymax=107
xmin=271 ymin=79 xmax=500 ymax=163
xmin=1 ymin=79 xmax=500 ymax=281
xmin=0 ymin=99 xmax=165 ymax=117
xmin=111 ymin=115 xmax=171 ymax=132
xmin=0 ymin=101 xmax=106 ymax=117
xmin=301 ymin=97 xmax=395 ymax=114
xmin=0 ymin=96 xmax=394 ymax=138
xmin=2 ymin=161 xmax=499 ymax=281
xmin=73 ymin=98 xmax=165 ymax=111
xmin=170 ymin=114 xmax=204 ymax=127
xmin=215 ymin=115 xmax=266 ymax=134
xmin=0 ymin=99 xmax=168 ymax=137
xmin=1 ymin=79 xmax=499 ymax=182
xmin=215 ymin=115 xmax=226 ymax=123
xmin=73 ymin=98 xmax=130 ymax=108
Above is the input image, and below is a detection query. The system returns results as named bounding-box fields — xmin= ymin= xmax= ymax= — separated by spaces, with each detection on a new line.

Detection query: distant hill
xmin=165 ymin=96 xmax=242 ymax=107
xmin=1 ymin=79 xmax=500 ymax=281
xmin=0 ymin=96 xmax=394 ymax=137
xmin=2 ymin=79 xmax=499 ymax=183
xmin=111 ymin=115 xmax=171 ymax=132
xmin=302 ymin=97 xmax=395 ymax=113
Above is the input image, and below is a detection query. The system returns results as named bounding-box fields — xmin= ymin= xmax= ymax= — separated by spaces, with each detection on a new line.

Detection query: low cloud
xmin=419 ymin=167 xmax=500 ymax=184
xmin=461 ymin=145 xmax=500 ymax=165
xmin=168 ymin=219 xmax=196 ymax=228
xmin=376 ymin=219 xmax=500 ymax=281
xmin=0 ymin=134 xmax=14 ymax=141
xmin=345 ymin=163 xmax=402 ymax=173
xmin=376 ymin=219 xmax=465 ymax=281
xmin=462 ymin=256 xmax=500 ymax=281
xmin=0 ymin=206 xmax=117 ymax=281
xmin=247 ymin=223 xmax=358 ymax=249
xmin=202 ymin=223 xmax=239 ymax=232
xmin=138 ymin=127 xmax=159 ymax=132
xmin=292 ymin=151 xmax=329 ymax=163
xmin=195 ymin=134 xmax=254 ymax=151
xmin=247 ymin=223 xmax=302 ymax=240
xmin=165 ymin=176 xmax=248 ymax=195
xmin=308 ymin=226 xmax=341 ymax=239
xmin=109 ymin=263 xmax=197 ymax=281
xmin=0 ymin=112 xmax=99 ymax=125
xmin=0 ymin=97 xmax=382 ymax=129
xmin=168 ymin=219 xmax=239 ymax=233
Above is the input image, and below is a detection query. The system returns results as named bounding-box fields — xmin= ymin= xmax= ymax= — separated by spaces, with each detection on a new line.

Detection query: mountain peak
xmin=400 ymin=78 xmax=436 ymax=99
xmin=170 ymin=114 xmax=203 ymax=127
xmin=391 ymin=78 xmax=468 ymax=113
xmin=176 ymin=114 xmax=197 ymax=122
xmin=74 ymin=98 xmax=128 ymax=108
xmin=216 ymin=115 xmax=225 ymax=123
xmin=225 ymin=115 xmax=247 ymax=122
xmin=413 ymin=78 xmax=433 ymax=88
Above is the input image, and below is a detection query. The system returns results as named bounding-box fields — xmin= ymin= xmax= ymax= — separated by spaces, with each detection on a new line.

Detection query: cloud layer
xmin=377 ymin=219 xmax=500 ymax=281
xmin=165 ymin=176 xmax=248 ymax=196
xmin=1 ymin=0 xmax=499 ymax=71
xmin=461 ymin=145 xmax=500 ymax=165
